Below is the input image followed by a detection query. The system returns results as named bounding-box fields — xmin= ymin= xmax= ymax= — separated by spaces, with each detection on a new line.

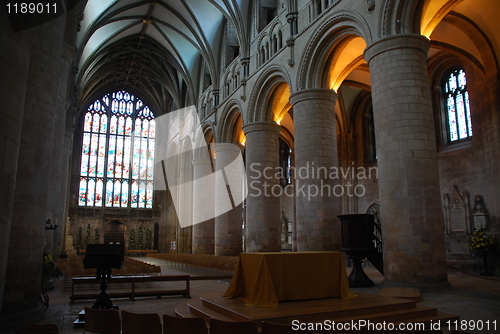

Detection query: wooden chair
xmin=262 ymin=321 xmax=315 ymax=334
xmin=14 ymin=322 xmax=59 ymax=334
xmin=209 ymin=318 xmax=259 ymax=334
xmin=122 ymin=310 xmax=162 ymax=334
xmin=83 ymin=307 xmax=121 ymax=334
xmin=162 ymin=314 xmax=208 ymax=334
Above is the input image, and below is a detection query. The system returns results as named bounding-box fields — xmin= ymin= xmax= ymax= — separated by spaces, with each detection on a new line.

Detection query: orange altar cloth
xmin=223 ymin=252 xmax=355 ymax=307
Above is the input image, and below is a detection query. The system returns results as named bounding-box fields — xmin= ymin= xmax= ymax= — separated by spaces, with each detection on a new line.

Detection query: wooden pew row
xmin=147 ymin=253 xmax=238 ymax=272
xmin=70 ymin=275 xmax=190 ymax=303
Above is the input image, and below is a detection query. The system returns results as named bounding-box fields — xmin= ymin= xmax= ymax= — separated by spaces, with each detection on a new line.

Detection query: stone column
xmin=214 ymin=143 xmax=244 ymax=256
xmin=364 ymin=34 xmax=448 ymax=287
xmin=242 ymin=122 xmax=281 ymax=252
xmin=2 ymin=15 xmax=66 ymax=322
xmin=45 ymin=43 xmax=74 ymax=257
xmin=289 ymin=89 xmax=340 ymax=251
xmin=192 ymin=158 xmax=215 ymax=254
xmin=0 ymin=11 xmax=31 ymax=316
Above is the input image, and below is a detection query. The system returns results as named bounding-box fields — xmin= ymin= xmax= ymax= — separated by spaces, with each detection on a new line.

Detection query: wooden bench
xmin=70 ymin=275 xmax=190 ymax=303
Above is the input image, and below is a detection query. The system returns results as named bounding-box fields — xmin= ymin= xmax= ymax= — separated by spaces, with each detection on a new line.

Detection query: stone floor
xmin=1 ymin=259 xmax=499 ymax=334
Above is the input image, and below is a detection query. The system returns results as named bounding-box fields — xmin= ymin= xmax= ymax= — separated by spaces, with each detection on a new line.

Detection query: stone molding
xmin=289 ymin=88 xmax=338 ymax=106
xmin=364 ymin=34 xmax=430 ymax=65
xmin=242 ymin=121 xmax=281 ymax=135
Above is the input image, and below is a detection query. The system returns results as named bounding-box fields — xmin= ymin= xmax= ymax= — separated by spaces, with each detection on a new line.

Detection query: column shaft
xmin=214 ymin=143 xmax=244 ymax=256
xmin=289 ymin=89 xmax=340 ymax=251
xmin=0 ymin=15 xmax=31 ymax=316
xmin=243 ymin=122 xmax=281 ymax=252
xmin=192 ymin=158 xmax=215 ymax=254
xmin=3 ymin=16 xmax=67 ymax=318
xmin=364 ymin=35 xmax=448 ymax=286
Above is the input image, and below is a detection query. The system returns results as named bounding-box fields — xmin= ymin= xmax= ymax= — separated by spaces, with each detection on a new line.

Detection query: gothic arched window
xmin=443 ymin=68 xmax=472 ymax=142
xmin=79 ymin=91 xmax=156 ymax=209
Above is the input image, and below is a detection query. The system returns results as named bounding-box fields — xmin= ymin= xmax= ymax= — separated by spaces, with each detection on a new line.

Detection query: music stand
xmin=83 ymin=244 xmax=124 ymax=309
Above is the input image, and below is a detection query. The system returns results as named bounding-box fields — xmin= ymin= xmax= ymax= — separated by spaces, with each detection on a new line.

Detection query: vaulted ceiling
xmin=76 ymin=0 xmax=251 ymax=114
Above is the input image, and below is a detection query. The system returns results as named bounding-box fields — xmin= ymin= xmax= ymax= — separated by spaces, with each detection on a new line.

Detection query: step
xmin=380 ymin=287 xmax=422 ymax=301
xmin=329 ymin=305 xmax=438 ymax=324
xmin=175 ymin=301 xmax=201 ymax=318
xmin=73 ymin=319 xmax=85 ymax=329
xmin=78 ymin=309 xmax=85 ymax=321
xmin=187 ymin=297 xmax=250 ymax=322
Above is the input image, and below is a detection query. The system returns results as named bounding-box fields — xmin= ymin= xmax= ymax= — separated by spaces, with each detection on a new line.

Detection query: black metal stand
xmin=346 ymin=252 xmax=375 ymax=287
xmin=92 ymin=269 xmax=118 ymax=310
xmin=480 ymin=252 xmax=493 ymax=276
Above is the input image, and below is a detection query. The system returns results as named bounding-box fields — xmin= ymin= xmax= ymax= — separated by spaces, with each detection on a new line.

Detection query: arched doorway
xmin=104 ymin=220 xmax=125 ymax=245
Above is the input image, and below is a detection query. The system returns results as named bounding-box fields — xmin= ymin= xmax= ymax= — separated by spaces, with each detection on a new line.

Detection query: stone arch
xmin=256 ymin=33 xmax=270 ymax=65
xmin=380 ymin=0 xmax=423 ymax=37
xmin=217 ymin=100 xmax=244 ymax=144
xmin=297 ymin=10 xmax=372 ymax=91
xmin=428 ymin=13 xmax=497 ymax=75
xmin=193 ymin=121 xmax=215 ymax=160
xmin=246 ymin=65 xmax=292 ymax=124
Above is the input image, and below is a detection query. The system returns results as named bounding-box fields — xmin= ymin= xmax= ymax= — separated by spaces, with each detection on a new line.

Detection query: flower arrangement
xmin=77 ymin=226 xmax=82 ymax=251
xmin=146 ymin=228 xmax=151 ymax=250
xmin=86 ymin=223 xmax=91 ymax=245
xmin=468 ymin=229 xmax=497 ymax=254
xmin=129 ymin=228 xmax=136 ymax=250
xmin=43 ymin=252 xmax=63 ymax=279
xmin=138 ymin=225 xmax=143 ymax=249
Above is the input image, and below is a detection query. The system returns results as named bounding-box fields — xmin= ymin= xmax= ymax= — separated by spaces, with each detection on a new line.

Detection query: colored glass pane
xmin=79 ymin=90 xmax=155 ymax=208
xmin=127 ymin=101 xmax=133 ymax=115
xmin=92 ymin=113 xmax=100 ymax=132
xmin=125 ymin=118 xmax=132 ymax=136
xmin=465 ymin=91 xmax=472 ymax=136
xmin=110 ymin=116 xmax=117 ymax=134
xmin=95 ymin=179 xmax=103 ymax=206
xmin=149 ymin=120 xmax=156 ymax=138
xmin=87 ymin=178 xmax=95 ymax=206
xmin=134 ymin=119 xmax=142 ymax=136
xmin=121 ymin=180 xmax=129 ymax=207
xmin=114 ymin=180 xmax=121 ymax=206
xmin=131 ymin=181 xmax=138 ymax=208
xmin=456 ymin=93 xmax=467 ymax=139
xmin=445 ymin=69 xmax=472 ymax=142
xmin=79 ymin=178 xmax=87 ymax=206
xmin=447 ymin=96 xmax=458 ymax=141
xmin=84 ymin=113 xmax=92 ymax=132
xmin=117 ymin=116 xmax=125 ymax=135
xmin=100 ymin=114 xmax=107 ymax=133
xmin=105 ymin=180 xmax=113 ymax=207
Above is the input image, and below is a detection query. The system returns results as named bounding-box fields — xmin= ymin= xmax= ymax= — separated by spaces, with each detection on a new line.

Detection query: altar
xmin=223 ymin=251 xmax=355 ymax=307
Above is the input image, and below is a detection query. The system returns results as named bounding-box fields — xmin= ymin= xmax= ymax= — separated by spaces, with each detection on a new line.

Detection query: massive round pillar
xmin=242 ymin=122 xmax=281 ymax=252
xmin=214 ymin=143 xmax=244 ymax=256
xmin=192 ymin=158 xmax=215 ymax=254
xmin=364 ymin=35 xmax=448 ymax=288
xmin=289 ymin=89 xmax=340 ymax=251
xmin=1 ymin=15 xmax=68 ymax=323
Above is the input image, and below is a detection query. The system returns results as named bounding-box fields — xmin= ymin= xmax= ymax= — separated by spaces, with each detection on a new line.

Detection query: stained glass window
xmin=79 ymin=91 xmax=155 ymax=208
xmin=444 ymin=68 xmax=472 ymax=142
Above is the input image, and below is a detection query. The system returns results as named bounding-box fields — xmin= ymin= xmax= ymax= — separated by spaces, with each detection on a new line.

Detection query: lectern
xmin=83 ymin=244 xmax=124 ymax=309
xmin=338 ymin=214 xmax=383 ymax=287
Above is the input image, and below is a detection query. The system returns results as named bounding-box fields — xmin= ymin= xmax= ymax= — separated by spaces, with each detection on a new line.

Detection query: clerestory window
xmin=78 ymin=91 xmax=155 ymax=209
